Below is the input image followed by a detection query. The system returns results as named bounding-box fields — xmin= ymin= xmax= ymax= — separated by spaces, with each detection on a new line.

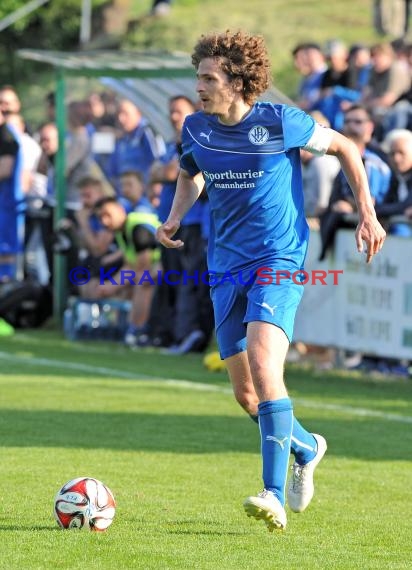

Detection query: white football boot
xmin=287 ymin=433 xmax=327 ymax=513
xmin=243 ymin=489 xmax=287 ymax=532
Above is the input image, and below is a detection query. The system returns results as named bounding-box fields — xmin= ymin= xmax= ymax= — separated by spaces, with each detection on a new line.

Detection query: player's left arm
xmin=325 ymin=130 xmax=386 ymax=263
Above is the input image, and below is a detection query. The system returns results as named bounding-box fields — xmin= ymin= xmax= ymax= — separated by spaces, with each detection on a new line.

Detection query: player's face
xmin=196 ymin=58 xmax=239 ymax=117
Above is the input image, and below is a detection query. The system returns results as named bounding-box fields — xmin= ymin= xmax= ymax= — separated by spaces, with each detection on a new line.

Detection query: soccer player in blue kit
xmin=156 ymin=30 xmax=386 ymax=532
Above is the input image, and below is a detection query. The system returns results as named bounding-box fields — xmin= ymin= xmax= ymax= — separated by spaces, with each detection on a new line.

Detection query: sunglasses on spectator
xmin=343 ymin=118 xmax=369 ymax=124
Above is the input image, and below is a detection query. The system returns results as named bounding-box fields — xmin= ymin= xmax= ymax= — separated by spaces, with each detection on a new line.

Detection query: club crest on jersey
xmin=248 ymin=125 xmax=269 ymax=145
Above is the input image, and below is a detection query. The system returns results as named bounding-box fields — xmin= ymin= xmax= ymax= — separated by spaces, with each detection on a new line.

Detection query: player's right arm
xmin=156 ymin=168 xmax=204 ymax=248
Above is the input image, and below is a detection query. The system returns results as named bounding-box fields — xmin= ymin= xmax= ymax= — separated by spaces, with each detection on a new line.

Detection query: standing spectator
xmin=107 ymin=99 xmax=163 ymax=193
xmin=24 ymin=122 xmax=59 ymax=282
xmin=0 ymin=85 xmax=21 ymax=117
xmin=6 ymin=113 xmax=41 ymax=194
xmin=148 ymin=95 xmax=213 ymax=353
xmin=0 ymin=109 xmax=22 ymax=283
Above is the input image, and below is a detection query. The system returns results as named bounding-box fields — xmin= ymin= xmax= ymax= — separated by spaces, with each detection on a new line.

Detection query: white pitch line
xmin=1 ymin=352 xmax=412 ymax=424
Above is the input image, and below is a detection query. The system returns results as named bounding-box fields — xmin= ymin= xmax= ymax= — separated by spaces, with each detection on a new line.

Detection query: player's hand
xmin=355 ymin=215 xmax=386 ymax=264
xmin=156 ymin=219 xmax=184 ymax=248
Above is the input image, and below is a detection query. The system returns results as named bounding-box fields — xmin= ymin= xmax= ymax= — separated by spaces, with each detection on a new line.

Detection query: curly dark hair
xmin=191 ymin=30 xmax=271 ymax=105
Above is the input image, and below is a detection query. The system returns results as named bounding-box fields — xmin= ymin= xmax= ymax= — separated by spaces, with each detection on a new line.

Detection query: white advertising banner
xmin=294 ymin=229 xmax=412 ymax=360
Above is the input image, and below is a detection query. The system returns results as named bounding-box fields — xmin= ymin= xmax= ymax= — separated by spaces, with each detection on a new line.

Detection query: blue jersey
xmin=180 ymin=103 xmax=316 ymax=274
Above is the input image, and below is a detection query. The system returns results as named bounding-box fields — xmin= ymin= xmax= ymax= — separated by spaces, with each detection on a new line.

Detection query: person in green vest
xmin=94 ymin=196 xmax=160 ymax=345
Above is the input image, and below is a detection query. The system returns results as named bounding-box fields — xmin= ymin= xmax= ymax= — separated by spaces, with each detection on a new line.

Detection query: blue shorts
xmin=211 ymin=267 xmax=304 ymax=359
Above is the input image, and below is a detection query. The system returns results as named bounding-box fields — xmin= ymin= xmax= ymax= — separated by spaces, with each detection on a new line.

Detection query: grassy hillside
xmin=129 ymin=0 xmax=383 ymax=96
xmin=18 ymin=0 xmax=397 ymax=127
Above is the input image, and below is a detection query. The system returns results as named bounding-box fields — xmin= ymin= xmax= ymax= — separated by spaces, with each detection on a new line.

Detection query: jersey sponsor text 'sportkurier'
xmin=180 ymin=103 xmax=316 ymax=274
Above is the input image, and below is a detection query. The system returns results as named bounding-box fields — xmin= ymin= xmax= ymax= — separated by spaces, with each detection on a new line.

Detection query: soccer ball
xmin=54 ymin=477 xmax=116 ymax=531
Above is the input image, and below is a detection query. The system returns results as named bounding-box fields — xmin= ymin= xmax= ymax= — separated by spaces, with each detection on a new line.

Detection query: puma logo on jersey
xmin=260 ymin=302 xmax=277 ymax=316
xmin=266 ymin=436 xmax=288 ymax=450
xmin=200 ymin=130 xmax=212 ymax=143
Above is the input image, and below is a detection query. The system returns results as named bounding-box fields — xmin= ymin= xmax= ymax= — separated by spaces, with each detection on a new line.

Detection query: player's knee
xmin=234 ymin=390 xmax=258 ymax=415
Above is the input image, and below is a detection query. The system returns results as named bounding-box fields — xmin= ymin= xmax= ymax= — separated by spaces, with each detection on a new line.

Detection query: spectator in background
xmin=0 ymin=85 xmax=22 ymax=117
xmin=94 ymin=196 xmax=160 ymax=346
xmin=107 ymin=99 xmax=162 ymax=193
xmin=362 ymin=42 xmax=411 ymax=137
xmin=88 ymin=92 xmax=117 ymax=130
xmin=314 ymin=40 xmax=362 ymax=130
xmin=0 ymin=108 xmax=22 ymax=283
xmin=6 ymin=113 xmax=41 ymax=195
xmin=24 ymin=122 xmax=59 ymax=282
xmin=319 ymin=104 xmax=391 ymax=259
xmin=119 ymin=170 xmax=154 ymax=214
xmin=148 ymin=95 xmax=213 ymax=353
xmin=151 ymin=0 xmax=172 ymax=16
xmin=300 ymin=112 xmax=340 ymax=221
xmin=44 ymin=92 xmax=55 ymax=122
xmin=376 ymin=129 xmax=412 ymax=237
xmin=321 ymin=39 xmax=351 ymax=91
xmin=292 ymin=43 xmax=327 ymax=111
xmin=60 ymin=176 xmax=121 ymax=299
xmin=65 ymin=100 xmax=95 ymax=212
xmin=347 ymin=44 xmax=372 ymax=93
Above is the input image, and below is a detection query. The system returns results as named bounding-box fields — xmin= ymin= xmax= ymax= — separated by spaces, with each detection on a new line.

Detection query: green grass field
xmin=1 ymin=330 xmax=411 ymax=569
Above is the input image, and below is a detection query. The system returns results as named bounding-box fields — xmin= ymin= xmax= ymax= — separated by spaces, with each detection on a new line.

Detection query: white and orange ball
xmin=54 ymin=477 xmax=116 ymax=531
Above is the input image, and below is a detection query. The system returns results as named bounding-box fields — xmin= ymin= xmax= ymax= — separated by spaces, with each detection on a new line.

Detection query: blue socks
xmin=251 ymin=411 xmax=318 ymax=464
xmin=258 ymin=398 xmax=293 ymax=505
xmin=291 ymin=417 xmax=317 ymax=465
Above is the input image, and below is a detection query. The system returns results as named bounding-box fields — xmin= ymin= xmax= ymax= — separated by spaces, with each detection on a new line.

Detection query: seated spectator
xmin=292 ymin=42 xmax=327 ymax=111
xmin=313 ymin=40 xmax=362 ymax=130
xmin=347 ymin=43 xmax=372 ymax=93
xmin=362 ymin=42 xmax=411 ymax=137
xmin=119 ymin=170 xmax=154 ymax=214
xmin=321 ymin=39 xmax=351 ymax=90
xmin=94 ymin=196 xmax=161 ymax=346
xmin=319 ymin=104 xmax=391 ymax=259
xmin=376 ymin=129 xmax=412 ymax=237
